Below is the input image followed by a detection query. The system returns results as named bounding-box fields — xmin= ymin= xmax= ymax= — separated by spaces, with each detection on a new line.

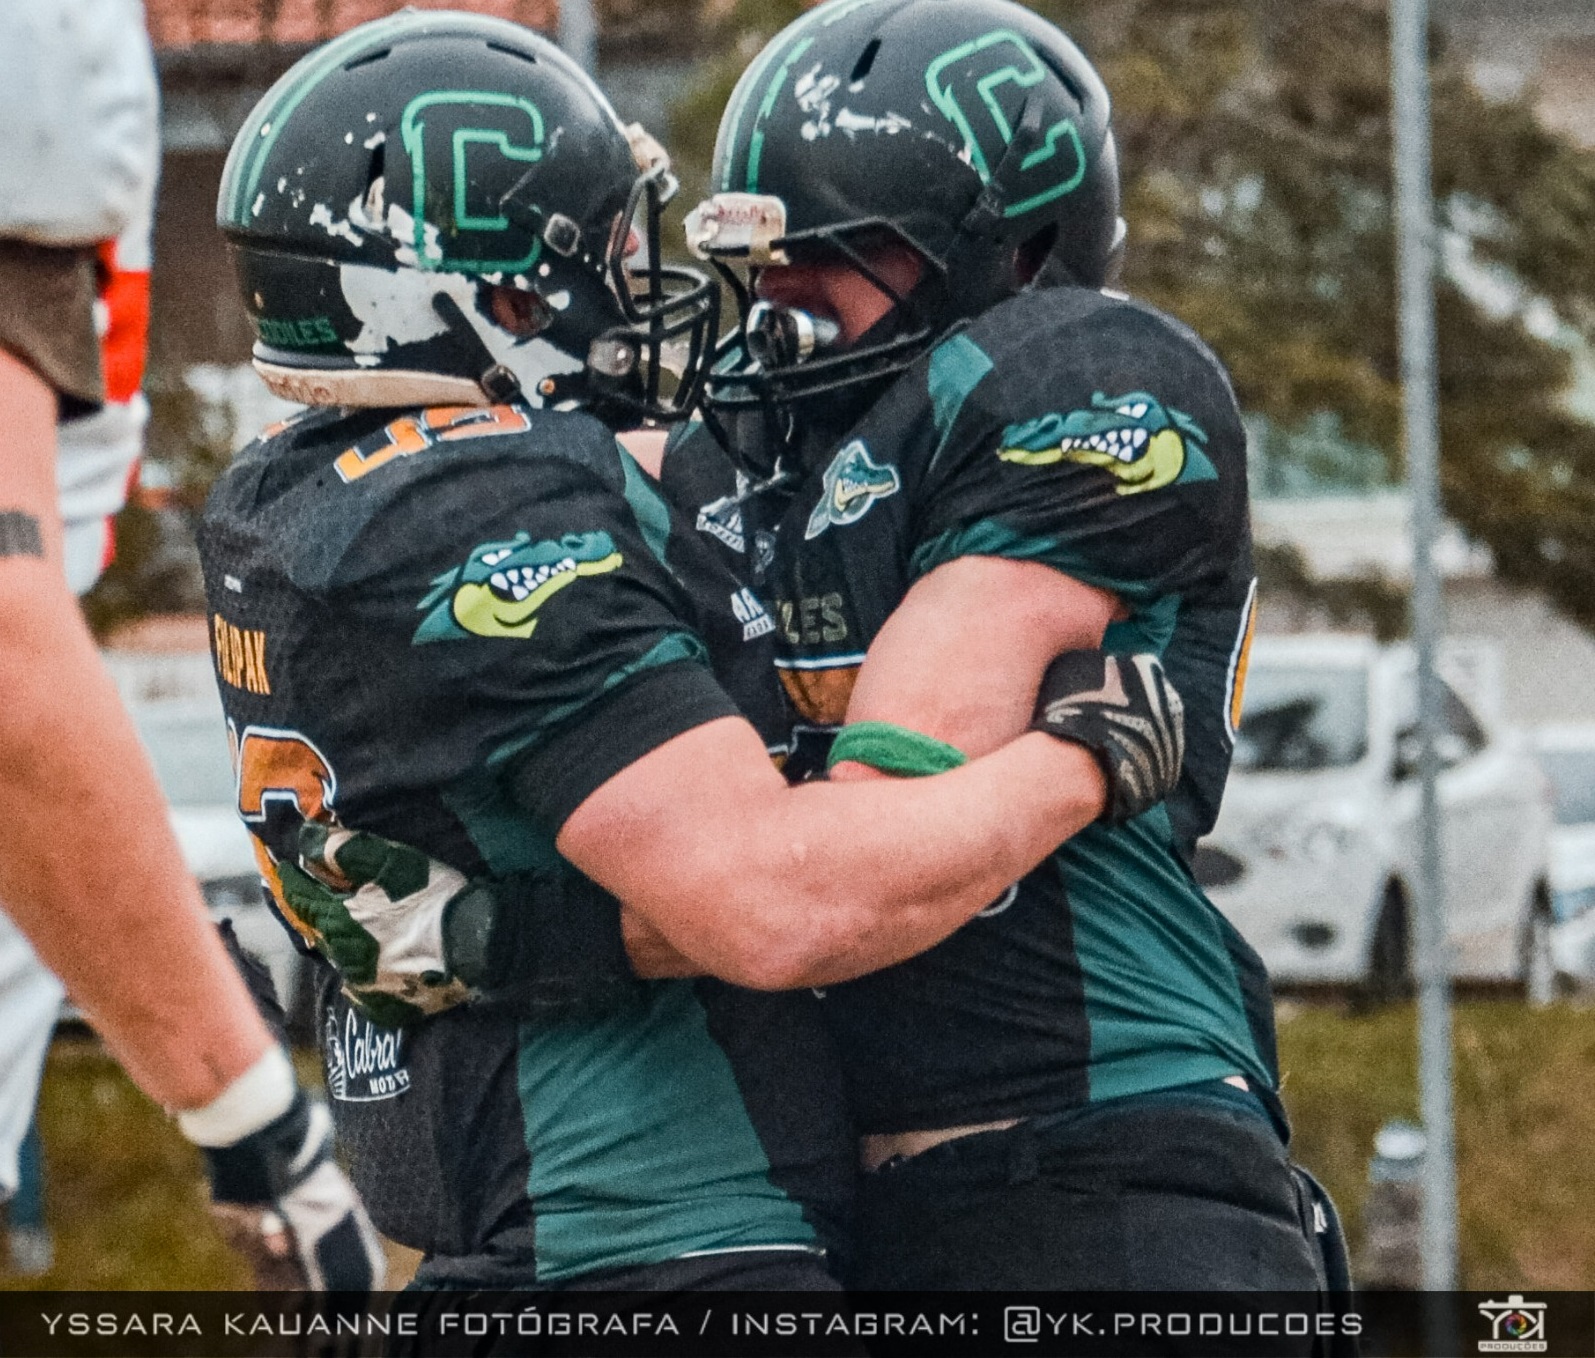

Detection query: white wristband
xmin=176 ymin=1046 xmax=297 ymax=1149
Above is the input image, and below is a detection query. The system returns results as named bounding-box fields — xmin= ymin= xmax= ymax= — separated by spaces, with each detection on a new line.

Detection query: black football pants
xmin=851 ymin=1089 xmax=1331 ymax=1293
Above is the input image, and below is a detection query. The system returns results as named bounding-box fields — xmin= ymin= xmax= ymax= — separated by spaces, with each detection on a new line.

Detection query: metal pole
xmin=1389 ymin=0 xmax=1459 ymax=1293
xmin=558 ymin=0 xmax=598 ymax=74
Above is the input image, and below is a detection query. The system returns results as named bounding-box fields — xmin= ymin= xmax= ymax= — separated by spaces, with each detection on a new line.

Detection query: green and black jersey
xmin=198 ymin=402 xmax=851 ymax=1284
xmin=669 ymin=287 xmax=1277 ymax=1137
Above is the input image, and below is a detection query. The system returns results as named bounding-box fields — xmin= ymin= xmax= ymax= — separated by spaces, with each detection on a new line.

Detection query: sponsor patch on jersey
xmin=412 ymin=530 xmax=623 ymax=643
xmin=696 ymin=472 xmax=749 ymax=553
xmin=325 ymin=1006 xmax=411 ymax=1103
xmin=731 ymin=587 xmax=776 ymax=641
xmin=805 ymin=440 xmax=901 ymax=540
xmin=997 ymin=391 xmax=1218 ymax=496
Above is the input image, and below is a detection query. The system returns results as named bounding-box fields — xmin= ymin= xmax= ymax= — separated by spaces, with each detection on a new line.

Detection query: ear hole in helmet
xmin=486 ymin=40 xmax=539 ymax=65
xmin=850 ymin=38 xmax=882 ymax=83
xmin=1016 ymin=223 xmax=1059 ymax=286
xmin=343 ymin=47 xmax=390 ymax=71
xmin=487 ymin=285 xmax=554 ymax=339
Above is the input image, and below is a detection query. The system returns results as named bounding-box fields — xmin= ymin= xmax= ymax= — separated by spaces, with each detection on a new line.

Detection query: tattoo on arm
xmin=0 ymin=512 xmax=43 ymax=559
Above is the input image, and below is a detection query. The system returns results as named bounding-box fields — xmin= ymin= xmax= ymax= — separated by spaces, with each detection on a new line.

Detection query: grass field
xmin=2 ymin=1001 xmax=1589 ymax=1289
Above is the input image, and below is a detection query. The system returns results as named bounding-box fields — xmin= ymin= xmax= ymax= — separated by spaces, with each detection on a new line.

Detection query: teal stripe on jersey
xmin=1104 ymin=594 xmax=1182 ymax=657
xmin=909 ymin=517 xmax=1164 ymax=606
xmin=486 ymin=632 xmax=711 ymax=771
xmin=1058 ymin=808 xmax=1271 ymax=1104
xmin=927 ymin=335 xmax=994 ymax=469
xmin=620 ymin=451 xmax=677 ymax=570
xmin=516 ymin=982 xmax=815 ymax=1282
xmin=440 ymin=772 xmax=564 ymax=873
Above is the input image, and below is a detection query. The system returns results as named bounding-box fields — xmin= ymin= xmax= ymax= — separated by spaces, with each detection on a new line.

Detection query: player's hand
xmin=204 ymin=1087 xmax=385 ymax=1292
xmin=1031 ymin=650 xmax=1185 ymax=824
xmin=282 ymin=822 xmax=639 ymax=1024
xmin=276 ymin=824 xmax=474 ymax=1027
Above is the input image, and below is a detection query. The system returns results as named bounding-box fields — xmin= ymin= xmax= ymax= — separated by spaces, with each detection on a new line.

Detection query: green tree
xmin=673 ymin=0 xmax=1595 ymax=629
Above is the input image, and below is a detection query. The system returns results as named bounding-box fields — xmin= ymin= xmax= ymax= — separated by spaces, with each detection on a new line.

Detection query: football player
xmin=0 ymin=0 xmax=381 ymax=1290
xmin=200 ymin=11 xmax=1185 ymax=1292
xmin=672 ymin=0 xmax=1343 ymax=1291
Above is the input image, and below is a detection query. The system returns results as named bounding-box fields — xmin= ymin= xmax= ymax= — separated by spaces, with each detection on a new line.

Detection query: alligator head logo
xmin=805 ymin=439 xmax=902 ymax=540
xmin=412 ymin=530 xmax=623 ymax=643
xmin=997 ymin=391 xmax=1217 ymax=496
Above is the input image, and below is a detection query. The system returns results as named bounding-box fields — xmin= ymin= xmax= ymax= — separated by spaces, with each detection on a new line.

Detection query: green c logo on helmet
xmin=926 ymin=29 xmax=1087 ymax=218
xmin=399 ymin=90 xmax=546 ymax=272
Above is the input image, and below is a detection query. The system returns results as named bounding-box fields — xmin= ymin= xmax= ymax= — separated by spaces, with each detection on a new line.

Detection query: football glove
xmin=1032 ymin=650 xmax=1186 ymax=824
xmin=202 ymin=1085 xmax=385 ymax=1292
xmin=278 ymin=823 xmax=635 ymax=1027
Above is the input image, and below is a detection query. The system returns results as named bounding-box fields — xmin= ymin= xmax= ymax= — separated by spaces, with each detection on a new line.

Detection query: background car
xmin=103 ymin=649 xmax=307 ymax=1021
xmin=1531 ymin=725 xmax=1595 ymax=987
xmin=1196 ymin=634 xmax=1554 ymax=1000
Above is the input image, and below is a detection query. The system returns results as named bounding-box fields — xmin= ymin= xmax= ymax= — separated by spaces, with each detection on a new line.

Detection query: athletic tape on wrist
xmin=175 ymin=1045 xmax=297 ymax=1148
xmin=826 ymin=721 xmax=967 ymax=779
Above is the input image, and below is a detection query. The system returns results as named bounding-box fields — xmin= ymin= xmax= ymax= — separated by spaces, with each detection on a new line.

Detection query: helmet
xmin=218 ymin=11 xmax=717 ymax=423
xmin=686 ymin=0 xmax=1123 ymax=415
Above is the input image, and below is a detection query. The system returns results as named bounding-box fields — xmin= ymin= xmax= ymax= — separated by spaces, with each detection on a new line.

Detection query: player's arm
xmin=551 ymin=710 xmax=1108 ymax=990
xmin=830 ymin=299 xmax=1245 ymax=795
xmin=0 ymin=341 xmax=274 ymax=1112
xmin=833 ymin=555 xmax=1120 ymax=770
xmin=290 ymin=445 xmax=1177 ymax=1001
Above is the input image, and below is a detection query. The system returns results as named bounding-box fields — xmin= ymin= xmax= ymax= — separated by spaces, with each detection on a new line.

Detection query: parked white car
xmin=106 ymin=650 xmax=307 ymax=1019
xmin=1197 ymin=634 xmax=1554 ymax=999
xmin=1531 ymin=725 xmax=1595 ymax=985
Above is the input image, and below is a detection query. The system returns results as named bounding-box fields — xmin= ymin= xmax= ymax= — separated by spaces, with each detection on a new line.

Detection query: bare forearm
xmin=604 ymin=731 xmax=1102 ymax=989
xmin=0 ymin=580 xmax=272 ymax=1108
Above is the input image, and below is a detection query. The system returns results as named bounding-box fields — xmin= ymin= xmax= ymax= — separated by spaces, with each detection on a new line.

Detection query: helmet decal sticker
xmin=719 ymin=0 xmax=894 ymax=191
xmin=805 ymin=440 xmax=902 ymax=539
xmin=413 ymin=531 xmax=625 ymax=643
xmin=399 ymin=91 xmax=547 ymax=272
xmin=925 ymin=29 xmax=1088 ymax=216
xmin=997 ymin=392 xmax=1218 ymax=496
xmin=224 ymin=14 xmax=413 ymax=224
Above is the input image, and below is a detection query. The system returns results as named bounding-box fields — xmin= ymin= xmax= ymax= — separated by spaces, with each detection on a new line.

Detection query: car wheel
xmin=1362 ymin=884 xmax=1413 ymax=1007
xmin=1520 ymin=893 xmax=1557 ymax=1008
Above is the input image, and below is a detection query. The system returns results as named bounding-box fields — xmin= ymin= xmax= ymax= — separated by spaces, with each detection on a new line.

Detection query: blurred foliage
xmin=1255 ymin=542 xmax=1409 ymax=641
xmin=673 ymin=0 xmax=1595 ymax=629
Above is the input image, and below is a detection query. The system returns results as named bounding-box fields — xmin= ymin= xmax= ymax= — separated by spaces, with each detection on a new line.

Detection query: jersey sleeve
xmin=906 ymin=290 xmax=1252 ymax=608
xmin=328 ymin=442 xmax=740 ymax=836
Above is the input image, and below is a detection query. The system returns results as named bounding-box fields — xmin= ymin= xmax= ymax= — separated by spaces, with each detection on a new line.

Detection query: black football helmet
xmin=686 ymin=0 xmax=1123 ymax=418
xmin=217 ymin=10 xmax=717 ymax=424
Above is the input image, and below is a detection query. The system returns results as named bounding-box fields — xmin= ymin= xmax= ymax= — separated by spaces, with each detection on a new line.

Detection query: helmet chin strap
xmin=431 ymin=292 xmax=524 ymax=404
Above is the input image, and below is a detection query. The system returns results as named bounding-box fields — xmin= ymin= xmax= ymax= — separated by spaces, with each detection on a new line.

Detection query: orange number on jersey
xmin=333 ymin=404 xmax=532 ymax=483
xmin=233 ymin=725 xmax=339 ymax=945
xmin=1225 ymin=579 xmax=1259 ymax=738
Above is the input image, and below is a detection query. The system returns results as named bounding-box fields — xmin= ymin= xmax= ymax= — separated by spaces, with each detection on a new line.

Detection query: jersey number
xmin=232 ymin=724 xmax=339 ymax=944
xmin=334 ymin=404 xmax=532 ymax=484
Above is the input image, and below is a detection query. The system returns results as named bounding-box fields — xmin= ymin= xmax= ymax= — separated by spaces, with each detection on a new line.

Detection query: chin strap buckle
xmin=431 ymin=291 xmax=525 ymax=405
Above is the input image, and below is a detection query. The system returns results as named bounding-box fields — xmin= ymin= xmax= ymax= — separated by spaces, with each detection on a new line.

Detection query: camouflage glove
xmin=278 ymin=823 xmax=635 ymax=1027
xmin=1031 ymin=650 xmax=1185 ymax=825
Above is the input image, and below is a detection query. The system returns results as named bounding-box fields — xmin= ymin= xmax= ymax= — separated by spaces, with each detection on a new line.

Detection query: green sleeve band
xmin=826 ymin=721 xmax=968 ymax=778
